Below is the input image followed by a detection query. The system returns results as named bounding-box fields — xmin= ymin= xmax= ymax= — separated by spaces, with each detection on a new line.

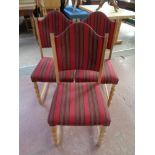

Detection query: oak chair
xmin=31 ymin=11 xmax=73 ymax=105
xmin=48 ymin=22 xmax=111 ymax=146
xmin=75 ymin=11 xmax=119 ymax=107
xmin=38 ymin=0 xmax=61 ymax=16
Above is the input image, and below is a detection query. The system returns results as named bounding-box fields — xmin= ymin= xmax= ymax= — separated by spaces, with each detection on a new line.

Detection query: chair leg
xmin=96 ymin=126 xmax=106 ymax=146
xmin=33 ymin=82 xmax=42 ymax=105
xmin=51 ymin=126 xmax=60 ymax=145
xmin=108 ymin=84 xmax=116 ymax=107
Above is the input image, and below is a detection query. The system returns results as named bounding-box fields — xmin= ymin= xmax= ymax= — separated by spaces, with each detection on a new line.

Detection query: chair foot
xmin=96 ymin=126 xmax=106 ymax=146
xmin=51 ymin=126 xmax=61 ymax=145
xmin=108 ymin=84 xmax=116 ymax=107
xmin=33 ymin=82 xmax=49 ymax=105
xmin=33 ymin=82 xmax=42 ymax=105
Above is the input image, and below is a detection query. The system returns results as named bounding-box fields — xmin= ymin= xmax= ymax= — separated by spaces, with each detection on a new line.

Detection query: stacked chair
xmin=31 ymin=10 xmax=119 ymax=146
xmin=80 ymin=11 xmax=119 ymax=107
xmin=31 ymin=11 xmax=73 ymax=105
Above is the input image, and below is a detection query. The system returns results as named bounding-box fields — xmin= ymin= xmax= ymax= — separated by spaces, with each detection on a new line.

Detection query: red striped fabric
xmin=75 ymin=60 xmax=119 ymax=84
xmin=48 ymin=83 xmax=111 ymax=126
xmin=31 ymin=57 xmax=75 ymax=82
xmin=83 ymin=12 xmax=116 ymax=49
xmin=38 ymin=11 xmax=72 ymax=48
xmin=55 ymin=22 xmax=105 ymax=72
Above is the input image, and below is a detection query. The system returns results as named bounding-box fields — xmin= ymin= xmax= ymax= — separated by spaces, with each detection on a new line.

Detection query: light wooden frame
xmin=50 ymin=29 xmax=110 ymax=146
xmin=32 ymin=17 xmax=50 ymax=105
xmin=38 ymin=0 xmax=61 ymax=16
xmin=34 ymin=17 xmax=44 ymax=58
xmin=108 ymin=19 xmax=119 ymax=59
xmin=33 ymin=82 xmax=49 ymax=105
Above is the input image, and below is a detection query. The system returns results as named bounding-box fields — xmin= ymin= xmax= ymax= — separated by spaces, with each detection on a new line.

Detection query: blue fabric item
xmin=64 ymin=6 xmax=89 ymax=20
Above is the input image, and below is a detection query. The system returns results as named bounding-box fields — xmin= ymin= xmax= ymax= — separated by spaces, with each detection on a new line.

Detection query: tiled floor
xmin=19 ymin=22 xmax=135 ymax=155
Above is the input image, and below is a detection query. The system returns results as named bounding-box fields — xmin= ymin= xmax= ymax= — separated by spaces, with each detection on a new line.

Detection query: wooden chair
xmin=31 ymin=11 xmax=73 ymax=105
xmin=48 ymin=22 xmax=110 ymax=146
xmin=38 ymin=0 xmax=61 ymax=16
xmin=75 ymin=11 xmax=119 ymax=107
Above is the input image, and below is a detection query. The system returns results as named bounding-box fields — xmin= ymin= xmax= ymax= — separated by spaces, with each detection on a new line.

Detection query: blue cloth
xmin=64 ymin=6 xmax=89 ymax=20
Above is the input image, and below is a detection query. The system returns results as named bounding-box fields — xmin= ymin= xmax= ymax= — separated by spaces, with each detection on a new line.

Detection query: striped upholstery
xmin=31 ymin=57 xmax=74 ymax=82
xmin=75 ymin=60 xmax=119 ymax=84
xmin=55 ymin=22 xmax=105 ymax=71
xmin=38 ymin=11 xmax=72 ymax=48
xmin=48 ymin=83 xmax=111 ymax=126
xmin=83 ymin=12 xmax=116 ymax=49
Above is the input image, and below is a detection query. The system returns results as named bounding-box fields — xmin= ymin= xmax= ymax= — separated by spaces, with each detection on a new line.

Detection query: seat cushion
xmin=75 ymin=60 xmax=119 ymax=84
xmin=48 ymin=83 xmax=111 ymax=126
xmin=31 ymin=57 xmax=74 ymax=82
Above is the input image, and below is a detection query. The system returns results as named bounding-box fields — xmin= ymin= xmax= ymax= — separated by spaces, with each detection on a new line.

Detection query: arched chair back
xmin=34 ymin=10 xmax=73 ymax=57
xmin=51 ymin=22 xmax=108 ymax=83
xmin=83 ymin=11 xmax=117 ymax=59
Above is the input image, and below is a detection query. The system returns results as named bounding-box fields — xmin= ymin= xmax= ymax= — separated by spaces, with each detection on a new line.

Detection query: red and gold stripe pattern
xmin=31 ymin=57 xmax=75 ymax=82
xmin=48 ymin=83 xmax=111 ymax=126
xmin=55 ymin=22 xmax=105 ymax=71
xmin=38 ymin=11 xmax=72 ymax=48
xmin=83 ymin=12 xmax=116 ymax=49
xmin=75 ymin=60 xmax=119 ymax=84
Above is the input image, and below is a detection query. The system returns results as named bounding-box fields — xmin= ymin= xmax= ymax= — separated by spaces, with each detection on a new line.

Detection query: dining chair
xmin=75 ymin=11 xmax=119 ymax=107
xmin=38 ymin=0 xmax=61 ymax=16
xmin=48 ymin=22 xmax=111 ymax=146
xmin=31 ymin=11 xmax=73 ymax=105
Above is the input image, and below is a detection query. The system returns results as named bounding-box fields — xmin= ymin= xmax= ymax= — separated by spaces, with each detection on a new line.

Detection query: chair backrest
xmin=83 ymin=11 xmax=116 ymax=59
xmin=35 ymin=11 xmax=73 ymax=57
xmin=51 ymin=22 xmax=108 ymax=83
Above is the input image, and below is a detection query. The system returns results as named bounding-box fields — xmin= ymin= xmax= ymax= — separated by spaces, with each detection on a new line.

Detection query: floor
xmin=19 ymin=22 xmax=135 ymax=155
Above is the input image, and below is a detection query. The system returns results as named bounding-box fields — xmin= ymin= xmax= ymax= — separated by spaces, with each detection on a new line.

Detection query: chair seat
xmin=31 ymin=57 xmax=75 ymax=82
xmin=75 ymin=60 xmax=119 ymax=84
xmin=48 ymin=83 xmax=111 ymax=126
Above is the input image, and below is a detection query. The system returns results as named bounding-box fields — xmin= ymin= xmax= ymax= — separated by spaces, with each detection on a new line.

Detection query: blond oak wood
xmin=98 ymin=33 xmax=109 ymax=83
xmin=79 ymin=3 xmax=135 ymax=44
xmin=34 ymin=17 xmax=44 ymax=58
xmin=108 ymin=84 xmax=116 ymax=107
xmin=39 ymin=0 xmax=60 ymax=16
xmin=113 ymin=18 xmax=122 ymax=44
xmin=30 ymin=16 xmax=36 ymax=37
xmin=51 ymin=126 xmax=60 ymax=145
xmin=40 ymin=82 xmax=49 ymax=102
xmin=104 ymin=84 xmax=109 ymax=99
xmin=50 ymin=33 xmax=60 ymax=83
xmin=34 ymin=82 xmax=42 ymax=105
xmin=96 ymin=126 xmax=106 ymax=146
xmin=109 ymin=19 xmax=119 ymax=59
xmin=79 ymin=3 xmax=135 ymax=19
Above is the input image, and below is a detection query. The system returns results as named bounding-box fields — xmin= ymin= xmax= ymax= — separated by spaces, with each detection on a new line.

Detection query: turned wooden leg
xmin=108 ymin=84 xmax=116 ymax=107
xmin=51 ymin=126 xmax=60 ymax=145
xmin=33 ymin=82 xmax=42 ymax=105
xmin=96 ymin=126 xmax=106 ymax=146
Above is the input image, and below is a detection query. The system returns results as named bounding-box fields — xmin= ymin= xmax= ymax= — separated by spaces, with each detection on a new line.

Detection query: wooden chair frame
xmin=82 ymin=14 xmax=118 ymax=107
xmin=38 ymin=0 xmax=61 ymax=16
xmin=32 ymin=12 xmax=73 ymax=105
xmin=32 ymin=17 xmax=49 ymax=105
xmin=50 ymin=28 xmax=109 ymax=146
xmin=103 ymin=19 xmax=118 ymax=109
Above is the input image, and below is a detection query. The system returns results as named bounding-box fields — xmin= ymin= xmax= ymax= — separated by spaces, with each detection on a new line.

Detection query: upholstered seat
xmin=75 ymin=60 xmax=119 ymax=84
xmin=31 ymin=57 xmax=75 ymax=82
xmin=48 ymin=83 xmax=111 ymax=126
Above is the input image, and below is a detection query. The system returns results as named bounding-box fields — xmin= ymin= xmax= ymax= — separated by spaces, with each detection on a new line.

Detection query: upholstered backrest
xmin=54 ymin=22 xmax=107 ymax=72
xmin=83 ymin=11 xmax=116 ymax=50
xmin=37 ymin=11 xmax=72 ymax=48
